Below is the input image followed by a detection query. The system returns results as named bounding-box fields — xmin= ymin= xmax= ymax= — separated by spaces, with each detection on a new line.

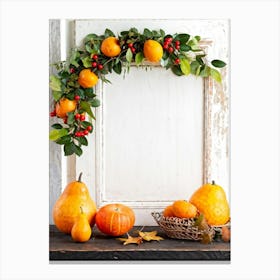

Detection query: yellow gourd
xmin=189 ymin=181 xmax=230 ymax=226
xmin=71 ymin=207 xmax=92 ymax=242
xmin=52 ymin=172 xmax=97 ymax=234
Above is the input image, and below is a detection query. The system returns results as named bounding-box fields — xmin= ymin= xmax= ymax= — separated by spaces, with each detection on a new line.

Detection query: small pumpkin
xmin=53 ymin=172 xmax=97 ymax=234
xmin=95 ymin=203 xmax=135 ymax=236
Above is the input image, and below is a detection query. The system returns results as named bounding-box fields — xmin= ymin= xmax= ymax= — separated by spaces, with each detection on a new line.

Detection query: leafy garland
xmin=49 ymin=27 xmax=226 ymax=157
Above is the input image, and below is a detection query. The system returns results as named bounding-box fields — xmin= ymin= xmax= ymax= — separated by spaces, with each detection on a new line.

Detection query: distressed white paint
xmin=49 ymin=20 xmax=62 ymax=224
xmin=49 ymin=19 xmax=229 ymax=226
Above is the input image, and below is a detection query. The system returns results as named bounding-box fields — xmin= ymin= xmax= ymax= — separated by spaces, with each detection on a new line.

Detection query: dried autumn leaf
xmin=201 ymin=232 xmax=213 ymax=244
xmin=117 ymin=234 xmax=143 ymax=245
xmin=138 ymin=231 xmax=164 ymax=242
xmin=193 ymin=214 xmax=209 ymax=231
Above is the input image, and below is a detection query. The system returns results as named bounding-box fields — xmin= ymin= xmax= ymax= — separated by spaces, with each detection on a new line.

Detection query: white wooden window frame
xmin=49 ymin=19 xmax=229 ymax=225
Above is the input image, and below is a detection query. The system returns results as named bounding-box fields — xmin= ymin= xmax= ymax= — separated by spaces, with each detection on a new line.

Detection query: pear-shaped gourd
xmin=53 ymin=172 xmax=97 ymax=234
xmin=71 ymin=207 xmax=92 ymax=242
xmin=189 ymin=181 xmax=230 ymax=226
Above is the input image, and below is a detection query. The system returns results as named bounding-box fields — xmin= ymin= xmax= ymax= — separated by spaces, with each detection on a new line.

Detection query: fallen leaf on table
xmin=193 ymin=214 xmax=210 ymax=231
xmin=201 ymin=232 xmax=213 ymax=244
xmin=138 ymin=230 xmax=164 ymax=242
xmin=117 ymin=234 xmax=143 ymax=245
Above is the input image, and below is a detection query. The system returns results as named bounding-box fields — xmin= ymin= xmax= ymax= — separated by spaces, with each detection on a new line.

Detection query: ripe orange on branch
xmin=101 ymin=36 xmax=121 ymax=57
xmin=143 ymin=39 xmax=163 ymax=62
xmin=55 ymin=98 xmax=77 ymax=119
xmin=78 ymin=69 xmax=98 ymax=88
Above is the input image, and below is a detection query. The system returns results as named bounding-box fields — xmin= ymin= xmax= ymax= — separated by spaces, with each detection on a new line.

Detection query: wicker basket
xmin=151 ymin=211 xmax=216 ymax=241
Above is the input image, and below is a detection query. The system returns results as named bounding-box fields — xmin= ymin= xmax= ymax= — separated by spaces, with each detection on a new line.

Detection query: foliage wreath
xmin=49 ymin=27 xmax=226 ymax=157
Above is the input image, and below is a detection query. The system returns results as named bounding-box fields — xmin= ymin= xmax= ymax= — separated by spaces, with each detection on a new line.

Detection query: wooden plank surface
xmin=49 ymin=225 xmax=230 ymax=261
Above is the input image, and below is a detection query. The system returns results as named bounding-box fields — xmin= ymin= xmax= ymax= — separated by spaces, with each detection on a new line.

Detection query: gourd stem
xmin=80 ymin=206 xmax=84 ymax=214
xmin=78 ymin=172 xmax=83 ymax=182
xmin=212 ymin=180 xmax=215 ymax=185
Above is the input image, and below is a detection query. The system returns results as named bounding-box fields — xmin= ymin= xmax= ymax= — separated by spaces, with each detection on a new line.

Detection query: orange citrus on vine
xmin=143 ymin=39 xmax=163 ymax=63
xmin=101 ymin=37 xmax=121 ymax=57
xmin=55 ymin=98 xmax=77 ymax=119
xmin=78 ymin=69 xmax=98 ymax=88
xmin=172 ymin=200 xmax=197 ymax=219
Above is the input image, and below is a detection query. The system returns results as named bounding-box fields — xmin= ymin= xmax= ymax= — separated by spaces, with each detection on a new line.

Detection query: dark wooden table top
xmin=49 ymin=225 xmax=230 ymax=261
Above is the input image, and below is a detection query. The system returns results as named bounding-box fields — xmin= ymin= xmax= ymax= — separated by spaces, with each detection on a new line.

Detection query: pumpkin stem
xmin=212 ymin=180 xmax=215 ymax=185
xmin=78 ymin=172 xmax=83 ymax=182
xmin=80 ymin=206 xmax=84 ymax=214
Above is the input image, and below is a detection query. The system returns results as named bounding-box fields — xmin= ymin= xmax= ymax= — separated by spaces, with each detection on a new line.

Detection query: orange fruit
xmin=101 ymin=37 xmax=121 ymax=57
xmin=78 ymin=69 xmax=98 ymax=88
xmin=143 ymin=39 xmax=163 ymax=62
xmin=189 ymin=181 xmax=230 ymax=226
xmin=172 ymin=200 xmax=197 ymax=219
xmin=163 ymin=205 xmax=175 ymax=217
xmin=55 ymin=98 xmax=77 ymax=118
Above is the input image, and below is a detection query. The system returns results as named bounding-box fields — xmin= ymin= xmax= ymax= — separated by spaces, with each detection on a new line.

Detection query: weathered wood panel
xmin=49 ymin=20 xmax=62 ymax=224
xmin=49 ymin=225 xmax=230 ymax=261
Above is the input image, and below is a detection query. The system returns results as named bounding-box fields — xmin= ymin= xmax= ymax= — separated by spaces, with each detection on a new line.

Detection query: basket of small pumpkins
xmin=152 ymin=181 xmax=230 ymax=242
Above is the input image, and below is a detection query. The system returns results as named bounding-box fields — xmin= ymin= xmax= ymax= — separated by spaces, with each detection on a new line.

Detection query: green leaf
xmin=160 ymin=29 xmax=165 ymax=37
xmin=69 ymin=49 xmax=80 ymax=68
xmin=50 ymin=75 xmax=61 ymax=91
xmin=180 ymin=58 xmax=191 ymax=76
xmin=80 ymin=100 xmax=94 ymax=118
xmin=143 ymin=28 xmax=152 ymax=38
xmin=135 ymin=52 xmax=144 ymax=65
xmin=67 ymin=112 xmax=75 ymax=125
xmin=49 ymin=128 xmax=68 ymax=141
xmin=104 ymin=28 xmax=115 ymax=38
xmin=190 ymin=61 xmax=200 ymax=75
xmin=73 ymin=144 xmax=83 ymax=156
xmin=126 ymin=48 xmax=133 ymax=63
xmin=113 ymin=61 xmax=122 ymax=74
xmin=174 ymin=33 xmax=190 ymax=43
xmin=81 ymin=121 xmax=93 ymax=129
xmin=81 ymin=56 xmax=92 ymax=68
xmin=52 ymin=91 xmax=62 ymax=102
xmin=211 ymin=59 xmax=227 ymax=68
xmin=180 ymin=44 xmax=191 ymax=52
xmin=64 ymin=142 xmax=75 ymax=156
xmin=84 ymin=33 xmax=99 ymax=43
xmin=51 ymin=123 xmax=63 ymax=129
xmin=200 ymin=65 xmax=211 ymax=77
xmin=194 ymin=35 xmax=201 ymax=42
xmin=56 ymin=135 xmax=72 ymax=145
xmin=89 ymin=98 xmax=101 ymax=107
xmin=210 ymin=68 xmax=222 ymax=83
xmin=77 ymin=136 xmax=88 ymax=146
xmin=84 ymin=88 xmax=96 ymax=98
xmin=196 ymin=56 xmax=204 ymax=66
xmin=171 ymin=65 xmax=184 ymax=76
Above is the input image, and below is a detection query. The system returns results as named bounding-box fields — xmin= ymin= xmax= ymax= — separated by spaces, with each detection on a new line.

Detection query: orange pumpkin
xmin=95 ymin=203 xmax=135 ymax=236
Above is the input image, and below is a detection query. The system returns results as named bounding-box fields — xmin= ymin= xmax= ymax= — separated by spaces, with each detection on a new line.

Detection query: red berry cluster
xmin=75 ymin=113 xmax=86 ymax=121
xmin=91 ymin=54 xmax=103 ymax=70
xmin=50 ymin=110 xmax=56 ymax=117
xmin=127 ymin=42 xmax=136 ymax=53
xmin=163 ymin=37 xmax=181 ymax=65
xmin=74 ymin=112 xmax=92 ymax=137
